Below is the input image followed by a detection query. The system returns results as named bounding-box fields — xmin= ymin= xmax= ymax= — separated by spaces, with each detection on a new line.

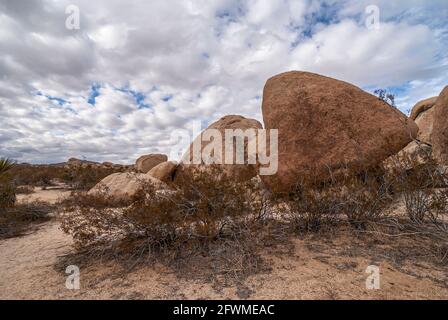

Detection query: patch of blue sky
xmin=290 ymin=2 xmax=343 ymax=49
xmin=214 ymin=5 xmax=246 ymax=38
xmin=391 ymin=5 xmax=448 ymax=29
xmin=36 ymin=91 xmax=67 ymax=106
xmin=364 ymin=82 xmax=412 ymax=113
xmin=116 ymin=87 xmax=152 ymax=109
xmin=88 ymin=83 xmax=101 ymax=105
xmin=215 ymin=3 xmax=246 ymax=22
xmin=364 ymin=83 xmax=410 ymax=97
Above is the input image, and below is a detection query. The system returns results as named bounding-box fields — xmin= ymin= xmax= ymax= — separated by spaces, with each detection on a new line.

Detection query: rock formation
xmin=147 ymin=161 xmax=178 ymax=183
xmin=260 ymin=71 xmax=418 ymax=192
xmin=432 ymin=86 xmax=448 ymax=165
xmin=135 ymin=154 xmax=168 ymax=173
xmin=175 ymin=115 xmax=263 ymax=183
xmin=88 ymin=172 xmax=166 ymax=199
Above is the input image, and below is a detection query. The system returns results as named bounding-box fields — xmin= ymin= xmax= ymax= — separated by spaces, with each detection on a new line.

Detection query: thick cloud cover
xmin=0 ymin=0 xmax=447 ymax=163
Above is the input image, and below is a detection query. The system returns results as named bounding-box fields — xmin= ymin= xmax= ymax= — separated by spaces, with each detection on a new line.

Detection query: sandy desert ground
xmin=1 ymin=188 xmax=447 ymax=300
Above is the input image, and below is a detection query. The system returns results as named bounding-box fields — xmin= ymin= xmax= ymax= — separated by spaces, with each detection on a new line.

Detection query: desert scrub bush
xmin=64 ymin=165 xmax=127 ymax=190
xmin=0 ymin=158 xmax=16 ymax=211
xmin=0 ymin=202 xmax=54 ymax=239
xmin=276 ymin=166 xmax=394 ymax=232
xmin=10 ymin=165 xmax=58 ymax=187
xmin=60 ymin=166 xmax=268 ymax=248
xmin=15 ymin=186 xmax=35 ymax=195
xmin=58 ymin=166 xmax=275 ymax=283
xmin=10 ymin=163 xmax=126 ymax=190
xmin=0 ymin=183 xmax=16 ymax=211
xmin=387 ymin=148 xmax=448 ymax=225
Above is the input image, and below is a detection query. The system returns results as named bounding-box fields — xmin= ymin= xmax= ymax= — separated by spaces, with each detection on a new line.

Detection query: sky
xmin=0 ymin=0 xmax=447 ymax=164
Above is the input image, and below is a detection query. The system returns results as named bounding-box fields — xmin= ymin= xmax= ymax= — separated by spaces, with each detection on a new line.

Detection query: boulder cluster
xmin=89 ymin=71 xmax=447 ymax=198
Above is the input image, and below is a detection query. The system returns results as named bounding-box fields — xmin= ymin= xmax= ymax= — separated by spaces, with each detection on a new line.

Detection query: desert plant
xmin=9 ymin=163 xmax=126 ymax=190
xmin=0 ymin=201 xmax=54 ymax=239
xmin=58 ymin=166 xmax=277 ymax=283
xmin=60 ymin=166 xmax=266 ymax=248
xmin=0 ymin=158 xmax=15 ymax=176
xmin=276 ymin=166 xmax=394 ymax=232
xmin=387 ymin=148 xmax=446 ymax=224
xmin=374 ymin=89 xmax=397 ymax=108
xmin=0 ymin=158 xmax=16 ymax=210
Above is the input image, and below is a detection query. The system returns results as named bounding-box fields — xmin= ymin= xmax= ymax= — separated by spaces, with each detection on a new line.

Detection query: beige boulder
xmin=414 ymin=106 xmax=435 ymax=144
xmin=407 ymin=96 xmax=439 ymax=145
xmin=88 ymin=172 xmax=166 ymax=199
xmin=176 ymin=115 xmax=263 ymax=182
xmin=135 ymin=154 xmax=168 ymax=173
xmin=147 ymin=161 xmax=178 ymax=183
xmin=410 ymin=96 xmax=438 ymax=121
xmin=432 ymin=86 xmax=448 ymax=165
xmin=260 ymin=71 xmax=418 ymax=192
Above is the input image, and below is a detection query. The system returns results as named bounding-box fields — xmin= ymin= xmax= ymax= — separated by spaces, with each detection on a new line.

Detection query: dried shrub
xmin=10 ymin=164 xmax=127 ymax=190
xmin=429 ymin=188 xmax=448 ymax=233
xmin=64 ymin=165 xmax=128 ymax=190
xmin=59 ymin=185 xmax=135 ymax=248
xmin=15 ymin=186 xmax=35 ymax=195
xmin=58 ymin=165 xmax=275 ymax=284
xmin=275 ymin=166 xmax=394 ymax=232
xmin=0 ymin=158 xmax=16 ymax=211
xmin=0 ymin=202 xmax=54 ymax=239
xmin=61 ymin=166 xmax=267 ymax=247
xmin=0 ymin=181 xmax=16 ymax=211
xmin=387 ymin=146 xmax=447 ymax=224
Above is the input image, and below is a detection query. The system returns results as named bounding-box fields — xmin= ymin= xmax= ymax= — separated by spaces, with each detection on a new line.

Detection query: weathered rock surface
xmin=410 ymin=97 xmax=438 ymax=121
xmin=135 ymin=154 xmax=168 ymax=173
xmin=88 ymin=172 xmax=166 ymax=199
xmin=432 ymin=86 xmax=448 ymax=165
xmin=260 ymin=71 xmax=418 ymax=192
xmin=176 ymin=115 xmax=263 ymax=182
xmin=414 ymin=106 xmax=435 ymax=144
xmin=147 ymin=161 xmax=178 ymax=183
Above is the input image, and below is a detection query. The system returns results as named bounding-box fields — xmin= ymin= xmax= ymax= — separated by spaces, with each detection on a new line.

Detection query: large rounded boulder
xmin=410 ymin=97 xmax=438 ymax=121
xmin=88 ymin=172 xmax=166 ymax=199
xmin=432 ymin=86 xmax=448 ymax=165
xmin=409 ymin=96 xmax=438 ymax=144
xmin=135 ymin=154 xmax=168 ymax=173
xmin=147 ymin=161 xmax=178 ymax=183
xmin=175 ymin=115 xmax=263 ymax=182
xmin=260 ymin=71 xmax=418 ymax=192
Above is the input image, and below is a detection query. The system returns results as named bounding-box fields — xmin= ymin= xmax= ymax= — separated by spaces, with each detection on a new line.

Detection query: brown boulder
xmin=88 ymin=172 xmax=166 ymax=199
xmin=147 ymin=161 xmax=178 ymax=183
xmin=135 ymin=154 xmax=168 ymax=173
xmin=260 ymin=71 xmax=418 ymax=192
xmin=432 ymin=86 xmax=448 ymax=164
xmin=414 ymin=106 xmax=435 ymax=144
xmin=410 ymin=96 xmax=438 ymax=120
xmin=176 ymin=115 xmax=263 ymax=182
